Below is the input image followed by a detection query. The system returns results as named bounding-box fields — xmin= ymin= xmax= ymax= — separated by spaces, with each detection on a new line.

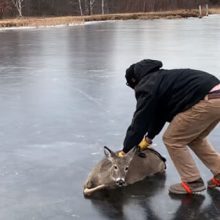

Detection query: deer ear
xmin=104 ymin=146 xmax=112 ymax=158
xmin=126 ymin=147 xmax=137 ymax=162
xmin=104 ymin=146 xmax=117 ymax=160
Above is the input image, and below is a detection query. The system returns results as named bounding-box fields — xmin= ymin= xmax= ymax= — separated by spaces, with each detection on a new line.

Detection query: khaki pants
xmin=163 ymin=98 xmax=220 ymax=182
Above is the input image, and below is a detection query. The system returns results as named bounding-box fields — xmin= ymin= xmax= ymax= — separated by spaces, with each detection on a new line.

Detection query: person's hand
xmin=138 ymin=136 xmax=152 ymax=151
xmin=117 ymin=150 xmax=126 ymax=158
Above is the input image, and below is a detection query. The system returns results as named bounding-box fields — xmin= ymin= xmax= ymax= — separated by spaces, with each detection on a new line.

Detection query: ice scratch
xmin=73 ymin=87 xmax=108 ymax=112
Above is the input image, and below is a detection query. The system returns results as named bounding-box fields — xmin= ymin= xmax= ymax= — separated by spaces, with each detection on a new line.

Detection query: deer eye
xmin=114 ymin=165 xmax=118 ymax=170
xmin=125 ymin=166 xmax=129 ymax=171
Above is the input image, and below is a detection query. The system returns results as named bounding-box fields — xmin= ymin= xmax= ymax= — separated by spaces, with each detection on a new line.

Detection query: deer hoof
xmin=83 ymin=188 xmax=92 ymax=197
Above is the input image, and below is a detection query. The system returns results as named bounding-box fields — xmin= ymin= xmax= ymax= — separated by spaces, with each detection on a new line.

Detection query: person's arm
xmin=123 ymin=93 xmax=154 ymax=153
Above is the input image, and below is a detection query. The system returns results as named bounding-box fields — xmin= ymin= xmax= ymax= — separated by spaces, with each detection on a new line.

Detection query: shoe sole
xmin=169 ymin=186 xmax=206 ymax=195
xmin=207 ymin=179 xmax=220 ymax=189
xmin=207 ymin=183 xmax=220 ymax=189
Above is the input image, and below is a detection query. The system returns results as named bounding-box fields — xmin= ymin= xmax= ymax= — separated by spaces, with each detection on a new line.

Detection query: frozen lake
xmin=0 ymin=15 xmax=220 ymax=220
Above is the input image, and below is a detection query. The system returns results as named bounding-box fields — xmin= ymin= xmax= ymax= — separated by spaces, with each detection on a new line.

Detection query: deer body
xmin=83 ymin=147 xmax=166 ymax=197
xmin=125 ymin=149 xmax=166 ymax=185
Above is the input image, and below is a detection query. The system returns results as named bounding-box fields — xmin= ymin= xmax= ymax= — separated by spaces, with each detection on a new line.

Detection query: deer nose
xmin=116 ymin=178 xmax=125 ymax=187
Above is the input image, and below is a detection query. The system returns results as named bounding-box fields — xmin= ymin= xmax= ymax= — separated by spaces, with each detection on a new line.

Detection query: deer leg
xmin=83 ymin=184 xmax=106 ymax=197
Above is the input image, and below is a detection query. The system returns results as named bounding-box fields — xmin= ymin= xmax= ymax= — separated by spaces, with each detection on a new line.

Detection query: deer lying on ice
xmin=83 ymin=146 xmax=166 ymax=197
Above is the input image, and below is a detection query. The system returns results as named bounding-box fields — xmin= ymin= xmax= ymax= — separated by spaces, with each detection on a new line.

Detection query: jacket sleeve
xmin=147 ymin=116 xmax=166 ymax=140
xmin=123 ymin=93 xmax=154 ymax=153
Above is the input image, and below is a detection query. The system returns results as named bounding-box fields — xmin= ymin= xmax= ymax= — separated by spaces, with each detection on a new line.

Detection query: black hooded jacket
xmin=123 ymin=59 xmax=220 ymax=153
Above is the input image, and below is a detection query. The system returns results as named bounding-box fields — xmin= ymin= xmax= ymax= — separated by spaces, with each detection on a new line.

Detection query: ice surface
xmin=0 ymin=15 xmax=220 ymax=220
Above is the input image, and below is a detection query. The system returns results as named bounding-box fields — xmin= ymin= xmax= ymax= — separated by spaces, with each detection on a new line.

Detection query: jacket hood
xmin=134 ymin=59 xmax=163 ymax=81
xmin=125 ymin=59 xmax=163 ymax=89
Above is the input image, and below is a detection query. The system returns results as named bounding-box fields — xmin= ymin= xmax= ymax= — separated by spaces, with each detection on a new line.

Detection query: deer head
xmin=104 ymin=146 xmax=136 ymax=187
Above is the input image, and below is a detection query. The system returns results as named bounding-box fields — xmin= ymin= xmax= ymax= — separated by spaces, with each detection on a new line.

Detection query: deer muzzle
xmin=116 ymin=178 xmax=125 ymax=187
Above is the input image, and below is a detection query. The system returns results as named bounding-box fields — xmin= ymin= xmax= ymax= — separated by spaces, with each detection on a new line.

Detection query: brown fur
xmin=83 ymin=147 xmax=166 ymax=197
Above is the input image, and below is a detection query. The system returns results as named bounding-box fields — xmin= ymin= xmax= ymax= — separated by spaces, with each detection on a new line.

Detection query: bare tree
xmin=101 ymin=0 xmax=104 ymax=14
xmin=11 ymin=0 xmax=24 ymax=17
xmin=88 ymin=0 xmax=95 ymax=15
xmin=69 ymin=0 xmax=83 ymax=16
xmin=78 ymin=0 xmax=83 ymax=15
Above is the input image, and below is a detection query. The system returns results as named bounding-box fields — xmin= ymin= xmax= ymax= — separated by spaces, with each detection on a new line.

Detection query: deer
xmin=83 ymin=146 xmax=166 ymax=197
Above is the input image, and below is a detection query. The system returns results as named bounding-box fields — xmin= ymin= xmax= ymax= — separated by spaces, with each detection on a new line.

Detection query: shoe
xmin=169 ymin=178 xmax=206 ymax=194
xmin=207 ymin=173 xmax=220 ymax=189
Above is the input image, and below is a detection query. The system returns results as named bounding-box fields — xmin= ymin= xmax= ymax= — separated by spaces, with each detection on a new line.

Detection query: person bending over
xmin=118 ymin=59 xmax=220 ymax=194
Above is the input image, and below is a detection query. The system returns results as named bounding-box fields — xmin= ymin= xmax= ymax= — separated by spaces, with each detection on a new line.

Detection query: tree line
xmin=0 ymin=0 xmax=219 ymax=19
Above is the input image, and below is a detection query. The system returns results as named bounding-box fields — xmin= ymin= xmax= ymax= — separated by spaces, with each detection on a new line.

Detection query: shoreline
xmin=0 ymin=9 xmax=220 ymax=29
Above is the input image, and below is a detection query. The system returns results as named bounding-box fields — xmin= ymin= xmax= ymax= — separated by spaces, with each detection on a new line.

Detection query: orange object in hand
xmin=117 ymin=151 xmax=126 ymax=158
xmin=138 ymin=136 xmax=152 ymax=151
